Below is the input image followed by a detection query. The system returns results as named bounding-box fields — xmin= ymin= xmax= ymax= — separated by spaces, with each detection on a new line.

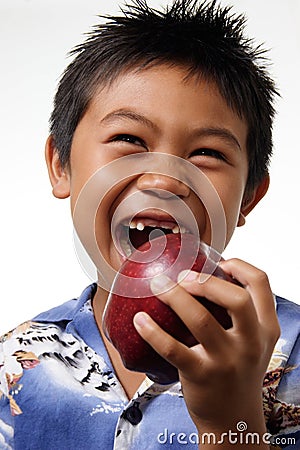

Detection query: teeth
xmin=120 ymin=238 xmax=133 ymax=257
xmin=120 ymin=219 xmax=190 ymax=258
xmin=128 ymin=219 xmax=188 ymax=234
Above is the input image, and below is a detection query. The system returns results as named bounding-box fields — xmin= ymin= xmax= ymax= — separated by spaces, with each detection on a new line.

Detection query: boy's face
xmin=48 ymin=64 xmax=266 ymax=279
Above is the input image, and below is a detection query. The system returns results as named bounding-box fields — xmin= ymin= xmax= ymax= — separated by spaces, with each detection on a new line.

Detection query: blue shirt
xmin=0 ymin=284 xmax=299 ymax=449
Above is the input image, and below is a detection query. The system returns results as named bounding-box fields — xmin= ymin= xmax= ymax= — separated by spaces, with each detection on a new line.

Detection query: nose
xmin=136 ymin=172 xmax=190 ymax=199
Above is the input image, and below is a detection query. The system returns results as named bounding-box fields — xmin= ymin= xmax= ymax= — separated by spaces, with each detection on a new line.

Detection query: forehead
xmin=93 ymin=64 xmax=223 ymax=107
xmin=84 ymin=64 xmax=248 ymax=145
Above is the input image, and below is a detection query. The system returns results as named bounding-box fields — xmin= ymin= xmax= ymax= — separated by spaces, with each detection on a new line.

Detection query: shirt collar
xmin=32 ymin=283 xmax=98 ymax=323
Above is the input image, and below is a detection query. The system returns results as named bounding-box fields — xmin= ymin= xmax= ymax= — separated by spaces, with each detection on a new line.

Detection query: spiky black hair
xmin=50 ymin=0 xmax=278 ymax=194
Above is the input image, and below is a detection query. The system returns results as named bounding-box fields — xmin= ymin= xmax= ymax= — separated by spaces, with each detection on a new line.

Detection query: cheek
xmin=224 ymin=204 xmax=242 ymax=241
xmin=225 ymin=195 xmax=244 ymax=243
xmin=68 ymin=162 xmax=114 ymax=217
xmin=212 ymin=177 xmax=246 ymax=240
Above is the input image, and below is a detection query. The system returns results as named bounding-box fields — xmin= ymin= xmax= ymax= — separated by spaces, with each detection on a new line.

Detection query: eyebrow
xmin=100 ymin=108 xmax=158 ymax=131
xmin=100 ymin=108 xmax=241 ymax=151
xmin=193 ymin=127 xmax=242 ymax=151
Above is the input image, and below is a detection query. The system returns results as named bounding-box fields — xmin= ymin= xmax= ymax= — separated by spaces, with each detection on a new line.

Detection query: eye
xmin=190 ymin=148 xmax=226 ymax=161
xmin=111 ymin=134 xmax=146 ymax=147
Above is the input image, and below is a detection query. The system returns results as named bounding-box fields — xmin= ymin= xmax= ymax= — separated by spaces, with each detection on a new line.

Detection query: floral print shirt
xmin=0 ymin=284 xmax=299 ymax=449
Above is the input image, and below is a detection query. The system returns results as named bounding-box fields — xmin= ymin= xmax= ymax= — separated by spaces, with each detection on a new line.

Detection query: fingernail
xmin=150 ymin=274 xmax=174 ymax=295
xmin=134 ymin=311 xmax=148 ymax=328
xmin=178 ymin=270 xmax=198 ymax=283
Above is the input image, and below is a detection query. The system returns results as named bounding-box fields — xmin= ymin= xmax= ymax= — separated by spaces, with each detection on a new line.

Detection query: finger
xmin=133 ymin=311 xmax=199 ymax=372
xmin=150 ymin=275 xmax=228 ymax=352
xmin=219 ymin=259 xmax=280 ymax=347
xmin=219 ymin=259 xmax=279 ymax=333
xmin=177 ymin=270 xmax=259 ymax=337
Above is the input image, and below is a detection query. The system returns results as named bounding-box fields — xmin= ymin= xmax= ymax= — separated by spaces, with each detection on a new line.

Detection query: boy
xmin=1 ymin=0 xmax=299 ymax=448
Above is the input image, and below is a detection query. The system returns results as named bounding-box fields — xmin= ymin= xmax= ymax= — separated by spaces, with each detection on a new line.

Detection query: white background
xmin=0 ymin=0 xmax=299 ymax=335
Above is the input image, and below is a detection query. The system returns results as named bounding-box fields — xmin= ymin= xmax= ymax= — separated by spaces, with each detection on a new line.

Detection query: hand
xmin=133 ymin=259 xmax=280 ymax=445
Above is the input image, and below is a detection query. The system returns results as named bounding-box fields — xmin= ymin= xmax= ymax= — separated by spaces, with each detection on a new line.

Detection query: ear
xmin=237 ymin=174 xmax=270 ymax=227
xmin=45 ymin=135 xmax=70 ymax=199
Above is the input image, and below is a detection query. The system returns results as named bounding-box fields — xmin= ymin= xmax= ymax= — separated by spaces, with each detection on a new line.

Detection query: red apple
xmin=103 ymin=233 xmax=235 ymax=384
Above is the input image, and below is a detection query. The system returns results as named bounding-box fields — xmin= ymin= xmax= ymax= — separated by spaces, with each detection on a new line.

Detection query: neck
xmin=92 ymin=285 xmax=146 ymax=399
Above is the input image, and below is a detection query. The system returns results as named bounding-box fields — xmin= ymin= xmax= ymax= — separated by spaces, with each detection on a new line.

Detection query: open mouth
xmin=116 ymin=216 xmax=190 ymax=258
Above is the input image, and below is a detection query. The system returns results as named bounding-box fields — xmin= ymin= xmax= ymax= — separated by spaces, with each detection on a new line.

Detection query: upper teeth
xmin=128 ymin=219 xmax=187 ymax=234
xmin=119 ymin=219 xmax=190 ymax=258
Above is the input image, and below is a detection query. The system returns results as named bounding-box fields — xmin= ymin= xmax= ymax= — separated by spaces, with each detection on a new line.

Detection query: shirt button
xmin=122 ymin=402 xmax=143 ymax=425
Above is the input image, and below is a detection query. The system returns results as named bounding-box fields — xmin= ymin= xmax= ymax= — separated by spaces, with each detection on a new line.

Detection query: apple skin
xmin=103 ymin=233 xmax=235 ymax=384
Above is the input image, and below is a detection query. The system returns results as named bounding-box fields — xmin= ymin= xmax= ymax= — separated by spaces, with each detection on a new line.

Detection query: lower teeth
xmin=119 ymin=239 xmax=133 ymax=257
